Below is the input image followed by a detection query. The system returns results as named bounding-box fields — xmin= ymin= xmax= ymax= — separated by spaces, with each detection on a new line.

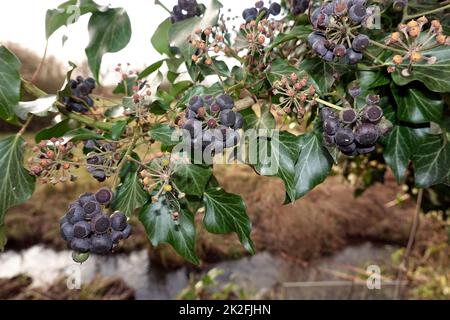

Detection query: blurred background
xmin=0 ymin=1 xmax=449 ymax=300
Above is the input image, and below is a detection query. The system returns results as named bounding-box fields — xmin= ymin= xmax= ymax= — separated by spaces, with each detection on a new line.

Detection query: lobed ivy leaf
xmin=151 ymin=18 xmax=173 ymax=56
xmin=300 ymin=58 xmax=338 ymax=94
xmin=241 ymin=105 xmax=275 ymax=130
xmin=294 ymin=132 xmax=333 ymax=199
xmin=111 ymin=170 xmax=148 ymax=218
xmin=149 ymin=124 xmax=179 ymax=146
xmin=203 ymin=188 xmax=255 ymax=254
xmin=45 ymin=0 xmax=101 ymax=39
xmin=85 ymin=8 xmax=132 ymax=82
xmin=139 ymin=197 xmax=199 ymax=265
xmin=254 ymin=131 xmax=301 ymax=203
xmin=0 ymin=135 xmax=36 ymax=250
xmin=173 ymin=164 xmax=212 ymax=196
xmin=382 ymin=125 xmax=428 ymax=183
xmin=35 ymin=118 xmax=75 ymax=143
xmin=0 ymin=45 xmax=21 ymax=124
xmin=391 ymin=45 xmax=450 ymax=92
xmin=412 ymin=135 xmax=450 ymax=188
xmin=391 ymin=83 xmax=444 ymax=124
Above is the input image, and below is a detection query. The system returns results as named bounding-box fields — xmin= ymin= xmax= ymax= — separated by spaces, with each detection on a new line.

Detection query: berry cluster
xmin=271 ymin=73 xmax=316 ymax=121
xmin=291 ymin=0 xmax=309 ymax=15
xmin=242 ymin=1 xmax=281 ymax=23
xmin=386 ymin=17 xmax=449 ymax=76
xmin=177 ymin=93 xmax=243 ymax=156
xmin=308 ymin=0 xmax=373 ymax=64
xmin=29 ymin=138 xmax=77 ymax=184
xmin=60 ymin=188 xmax=132 ymax=263
xmin=170 ymin=0 xmax=206 ymax=23
xmin=320 ymin=91 xmax=392 ymax=156
xmin=63 ymin=76 xmax=96 ymax=114
xmin=189 ymin=27 xmax=225 ymax=65
xmin=84 ymin=140 xmax=120 ymax=182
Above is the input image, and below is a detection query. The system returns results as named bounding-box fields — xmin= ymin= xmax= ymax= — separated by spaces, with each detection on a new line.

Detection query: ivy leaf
xmin=254 ymin=131 xmax=301 ymax=203
xmin=45 ymin=0 xmax=100 ymax=39
xmin=151 ymin=18 xmax=173 ymax=56
xmin=294 ymin=132 xmax=333 ymax=199
xmin=0 ymin=45 xmax=21 ymax=124
xmin=0 ymin=135 xmax=36 ymax=249
xmin=300 ymin=58 xmax=337 ymax=94
xmin=358 ymin=70 xmax=390 ymax=89
xmin=177 ymin=83 xmax=223 ymax=107
xmin=14 ymin=95 xmax=57 ymax=120
xmin=412 ymin=135 xmax=450 ymax=188
xmin=85 ymin=8 xmax=132 ymax=82
xmin=391 ymin=45 xmax=450 ymax=92
xmin=266 ymin=58 xmax=303 ymax=84
xmin=111 ymin=170 xmax=148 ymax=218
xmin=149 ymin=124 xmax=179 ymax=146
xmin=391 ymin=84 xmax=444 ymax=124
xmin=382 ymin=125 xmax=428 ymax=182
xmin=203 ymin=188 xmax=255 ymax=254
xmin=139 ymin=197 xmax=199 ymax=265
xmin=173 ymin=164 xmax=212 ymax=196
xmin=138 ymin=60 xmax=165 ymax=80
xmin=241 ymin=105 xmax=275 ymax=130
xmin=35 ymin=118 xmax=74 ymax=143
xmin=108 ymin=120 xmax=127 ymax=141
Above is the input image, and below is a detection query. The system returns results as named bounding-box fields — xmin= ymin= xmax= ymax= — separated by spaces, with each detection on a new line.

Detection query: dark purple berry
xmin=333 ymin=44 xmax=347 ymax=57
xmin=183 ymin=119 xmax=202 ymax=138
xmin=357 ymin=145 xmax=376 ymax=154
xmin=340 ymin=108 xmax=358 ymax=124
xmin=220 ymin=109 xmax=236 ymax=127
xmin=355 ymin=123 xmax=379 ymax=146
xmin=90 ymin=234 xmax=113 ymax=255
xmin=335 ymin=127 xmax=355 ymax=146
xmin=83 ymin=201 xmax=101 ymax=219
xmin=111 ymin=212 xmax=127 ymax=232
xmin=61 ymin=223 xmax=74 ymax=241
xmin=121 ymin=224 xmax=132 ymax=239
xmin=320 ymin=107 xmax=335 ymax=121
xmin=348 ymin=83 xmax=361 ymax=98
xmin=67 ymin=206 xmax=85 ymax=224
xmin=71 ymin=238 xmax=90 ymax=253
xmin=366 ymin=94 xmax=380 ymax=105
xmin=233 ymin=113 xmax=244 ymax=130
xmin=91 ymin=214 xmax=111 ymax=234
xmin=349 ymin=4 xmax=367 ymax=23
xmin=188 ymin=96 xmax=204 ymax=112
xmin=323 ymin=133 xmax=335 ymax=147
xmin=269 ymin=3 xmax=281 ymax=15
xmin=362 ymin=105 xmax=383 ymax=123
xmin=73 ymin=221 xmax=91 ymax=239
xmin=95 ymin=188 xmax=113 ymax=205
xmin=345 ymin=48 xmax=363 ymax=65
xmin=216 ymin=94 xmax=234 ymax=110
xmin=352 ymin=34 xmax=370 ymax=52
xmin=323 ymin=117 xmax=340 ymax=135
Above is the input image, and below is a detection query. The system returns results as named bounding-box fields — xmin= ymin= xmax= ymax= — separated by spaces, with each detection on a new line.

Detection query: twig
xmin=31 ymin=41 xmax=48 ymax=84
xmin=393 ymin=188 xmax=424 ymax=299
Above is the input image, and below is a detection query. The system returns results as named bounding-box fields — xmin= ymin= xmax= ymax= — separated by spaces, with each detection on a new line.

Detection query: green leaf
xmin=168 ymin=0 xmax=222 ymax=50
xmin=391 ymin=84 xmax=444 ymax=124
xmin=15 ymin=95 xmax=57 ymax=120
xmin=138 ymin=60 xmax=165 ymax=80
xmin=139 ymin=197 xmax=199 ymax=265
xmin=266 ymin=58 xmax=302 ymax=84
xmin=112 ymin=170 xmax=148 ymax=218
xmin=391 ymin=45 xmax=450 ymax=92
xmin=241 ymin=105 xmax=275 ymax=130
xmin=35 ymin=118 xmax=74 ymax=143
xmin=151 ymin=18 xmax=172 ymax=56
xmin=270 ymin=25 xmax=312 ymax=48
xmin=177 ymin=82 xmax=223 ymax=107
xmin=85 ymin=8 xmax=132 ymax=82
xmin=0 ymin=46 xmax=21 ymax=124
xmin=65 ymin=128 xmax=103 ymax=141
xmin=300 ymin=58 xmax=337 ymax=94
xmin=58 ymin=61 xmax=77 ymax=99
xmin=254 ymin=131 xmax=301 ymax=203
xmin=294 ymin=132 xmax=333 ymax=198
xmin=45 ymin=0 xmax=100 ymax=39
xmin=358 ymin=70 xmax=390 ymax=89
xmin=173 ymin=164 xmax=212 ymax=196
xmin=0 ymin=135 xmax=36 ymax=249
xmin=203 ymin=188 xmax=255 ymax=254
xmin=109 ymin=120 xmax=127 ymax=141
xmin=382 ymin=125 xmax=428 ymax=182
xmin=149 ymin=124 xmax=179 ymax=146
xmin=412 ymin=135 xmax=450 ymax=188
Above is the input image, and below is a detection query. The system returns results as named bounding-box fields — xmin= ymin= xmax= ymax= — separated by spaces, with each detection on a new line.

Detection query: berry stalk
xmin=314 ymin=97 xmax=345 ymax=111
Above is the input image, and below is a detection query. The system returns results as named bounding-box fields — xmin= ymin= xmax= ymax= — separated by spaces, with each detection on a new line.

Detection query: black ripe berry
xmin=62 ymin=76 xmax=96 ymax=114
xmin=366 ymin=94 xmax=380 ymax=105
xmin=355 ymin=123 xmax=379 ymax=146
xmin=220 ymin=110 xmax=236 ymax=127
xmin=363 ymin=105 xmax=383 ymax=123
xmin=320 ymin=107 xmax=335 ymax=121
xmin=121 ymin=224 xmax=132 ymax=239
xmin=340 ymin=108 xmax=358 ymax=124
xmin=216 ymin=94 xmax=234 ymax=110
xmin=335 ymin=127 xmax=355 ymax=146
xmin=61 ymin=223 xmax=74 ymax=241
xmin=70 ymin=238 xmax=91 ymax=253
xmin=83 ymin=200 xmax=101 ymax=219
xmin=90 ymin=234 xmax=113 ymax=255
xmin=95 ymin=187 xmax=113 ymax=205
xmin=73 ymin=221 xmax=91 ymax=239
xmin=91 ymin=214 xmax=111 ymax=234
xmin=323 ymin=117 xmax=340 ymax=135
xmin=111 ymin=212 xmax=128 ymax=232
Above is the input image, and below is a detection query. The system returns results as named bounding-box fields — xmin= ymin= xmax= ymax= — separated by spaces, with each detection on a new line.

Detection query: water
xmin=0 ymin=242 xmax=398 ymax=299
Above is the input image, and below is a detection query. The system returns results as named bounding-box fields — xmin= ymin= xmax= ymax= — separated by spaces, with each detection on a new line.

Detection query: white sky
xmin=0 ymin=0 xmax=252 ymax=84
